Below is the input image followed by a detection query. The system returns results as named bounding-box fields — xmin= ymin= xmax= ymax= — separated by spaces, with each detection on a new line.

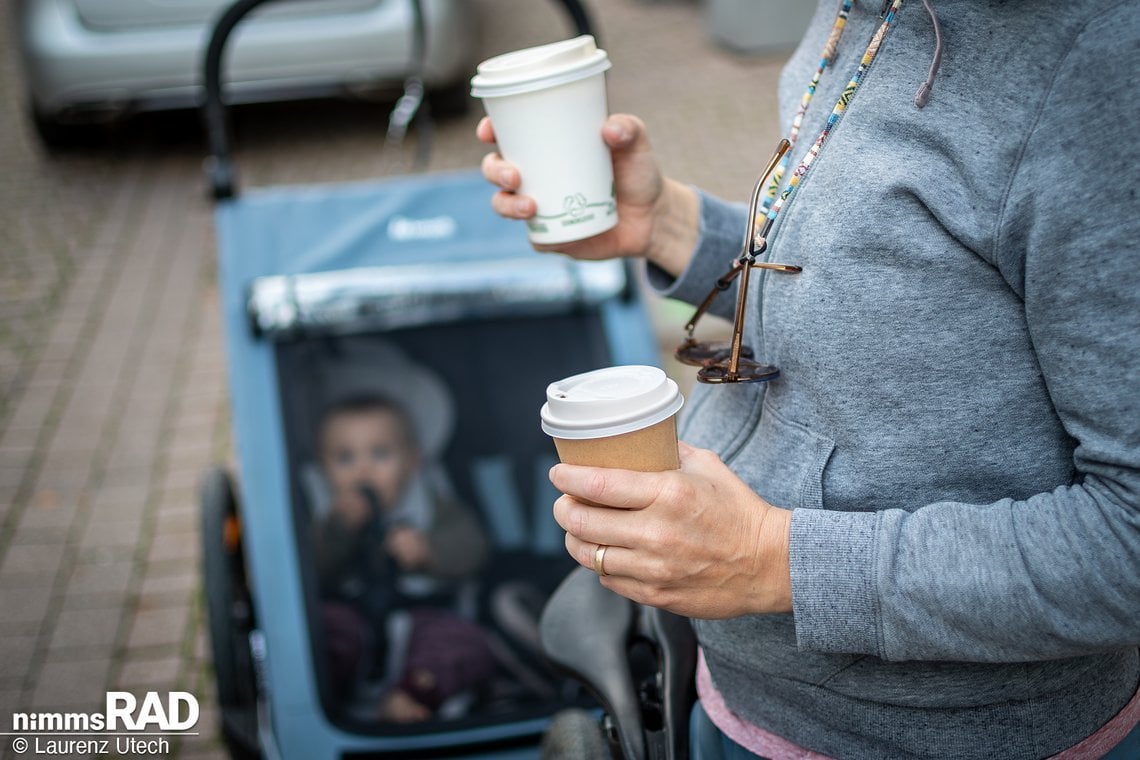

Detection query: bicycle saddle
xmin=539 ymin=567 xmax=696 ymax=760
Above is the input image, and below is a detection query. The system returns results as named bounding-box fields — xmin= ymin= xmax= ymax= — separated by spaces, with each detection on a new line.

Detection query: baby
xmin=314 ymin=394 xmax=493 ymax=723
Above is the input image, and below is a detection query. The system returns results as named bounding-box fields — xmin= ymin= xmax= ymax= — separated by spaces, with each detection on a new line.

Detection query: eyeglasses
xmin=672 ymin=0 xmax=910 ymax=382
xmin=675 ymin=138 xmax=802 ymax=384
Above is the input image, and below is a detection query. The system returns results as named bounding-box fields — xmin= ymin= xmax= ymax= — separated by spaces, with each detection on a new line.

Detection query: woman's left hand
xmin=550 ymin=441 xmax=793 ymax=619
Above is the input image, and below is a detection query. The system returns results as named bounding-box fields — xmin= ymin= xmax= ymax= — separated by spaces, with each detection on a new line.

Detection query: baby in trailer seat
xmin=313 ymin=391 xmax=497 ymax=723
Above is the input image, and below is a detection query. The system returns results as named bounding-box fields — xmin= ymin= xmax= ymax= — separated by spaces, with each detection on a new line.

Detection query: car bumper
xmin=18 ymin=0 xmax=476 ymax=118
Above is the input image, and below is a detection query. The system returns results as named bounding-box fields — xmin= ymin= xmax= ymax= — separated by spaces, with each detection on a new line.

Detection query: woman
xmin=479 ymin=0 xmax=1140 ymax=757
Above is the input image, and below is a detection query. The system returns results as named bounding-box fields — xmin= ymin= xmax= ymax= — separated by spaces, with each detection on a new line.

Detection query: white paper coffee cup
xmin=471 ymin=35 xmax=617 ymax=245
xmin=540 ymin=366 xmax=684 ymax=472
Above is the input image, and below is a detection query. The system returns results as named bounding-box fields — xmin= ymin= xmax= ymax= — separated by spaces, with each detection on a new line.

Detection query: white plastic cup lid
xmin=470 ymin=35 xmax=612 ymax=98
xmin=540 ymin=365 xmax=684 ymax=440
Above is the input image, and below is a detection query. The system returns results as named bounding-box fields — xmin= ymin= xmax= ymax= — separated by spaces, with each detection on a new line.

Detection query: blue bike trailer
xmin=199 ymin=2 xmax=662 ymax=758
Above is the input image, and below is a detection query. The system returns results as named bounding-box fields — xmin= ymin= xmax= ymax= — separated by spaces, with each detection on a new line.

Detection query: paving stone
xmin=3 ymin=388 xmax=58 ymax=433
xmin=98 ymin=466 xmax=154 ymax=490
xmin=135 ymin=588 xmax=196 ymax=614
xmin=0 ymin=541 xmax=67 ymax=580
xmin=192 ymin=705 xmax=220 ymax=739
xmin=23 ymin=365 xmax=71 ymax=393
xmin=91 ymin=485 xmax=151 ymax=513
xmin=51 ymin=405 xmax=112 ymax=438
xmin=58 ymin=590 xmax=129 ymax=613
xmin=0 ymin=588 xmax=52 ymax=625
xmin=104 ymin=451 xmax=160 ymax=480
xmin=146 ymin=533 xmax=200 ymax=566
xmin=193 ymin=629 xmax=208 ymax=662
xmin=126 ymin=605 xmax=191 ymax=651
xmin=131 ymin=368 xmax=179 ymax=396
xmin=170 ymin=414 xmax=215 ymax=439
xmin=156 ymin=488 xmax=197 ymax=512
xmin=174 ymin=748 xmax=227 ymax=760
xmin=15 ymin=496 xmax=81 ymax=531
xmin=84 ymin=507 xmax=150 ymax=534
xmin=41 ymin=320 xmax=85 ymax=347
xmin=0 ymin=689 xmax=29 ymax=732
xmin=0 ymin=621 xmax=43 ymax=641
xmin=0 ymin=481 xmax=17 ymax=504
xmin=115 ymin=656 xmax=181 ymax=690
xmin=47 ymin=608 xmax=123 ymax=653
xmin=75 ymin=545 xmax=136 ymax=566
xmin=164 ymin=444 xmax=214 ymax=475
xmin=152 ymin=506 xmax=197 ymax=538
xmin=41 ymin=433 xmax=100 ymax=460
xmin=29 ymin=464 xmax=91 ymax=494
xmin=0 ymin=428 xmax=37 ymax=451
xmin=29 ymin=659 xmax=113 ymax=710
xmin=65 ymin=560 xmax=135 ymax=597
xmin=0 ymin=438 xmax=37 ymax=463
xmin=139 ymin=570 xmax=198 ymax=598
xmin=0 ymin=635 xmax=36 ymax=684
xmin=0 ymin=524 xmax=66 ymax=547
xmin=114 ymin=414 xmax=167 ymax=445
xmin=78 ymin=519 xmax=144 ymax=552
xmin=160 ymin=468 xmax=204 ymax=495
xmin=0 ymin=569 xmax=60 ymax=595
xmin=142 ymin=558 xmax=200 ymax=581
xmin=0 ymin=465 xmax=26 ymax=492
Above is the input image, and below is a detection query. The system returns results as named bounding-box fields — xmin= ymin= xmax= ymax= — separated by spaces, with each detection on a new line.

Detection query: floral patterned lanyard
xmin=677 ymin=0 xmax=910 ymax=383
xmin=753 ymin=0 xmax=906 ymax=247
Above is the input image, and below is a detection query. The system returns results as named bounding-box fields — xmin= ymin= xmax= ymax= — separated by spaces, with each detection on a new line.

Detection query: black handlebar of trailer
xmin=201 ymin=0 xmax=598 ymax=200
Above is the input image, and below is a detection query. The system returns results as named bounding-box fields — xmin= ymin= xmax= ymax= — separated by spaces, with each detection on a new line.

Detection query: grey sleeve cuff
xmin=790 ymin=507 xmax=884 ymax=657
xmin=645 ymin=188 xmax=747 ymax=311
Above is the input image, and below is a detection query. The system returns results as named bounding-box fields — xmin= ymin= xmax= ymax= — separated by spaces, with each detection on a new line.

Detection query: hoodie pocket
xmin=677 ymin=381 xmax=767 ymax=462
xmin=726 ymin=399 xmax=835 ymax=511
xmin=679 ymin=386 xmax=834 ymax=511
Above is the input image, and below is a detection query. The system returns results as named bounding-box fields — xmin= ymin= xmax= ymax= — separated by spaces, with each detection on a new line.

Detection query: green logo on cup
xmin=564 ymin=193 xmax=589 ymax=217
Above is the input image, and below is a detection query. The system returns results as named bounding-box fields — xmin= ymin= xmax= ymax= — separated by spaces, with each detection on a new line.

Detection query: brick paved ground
xmin=0 ymin=1 xmax=789 ymax=757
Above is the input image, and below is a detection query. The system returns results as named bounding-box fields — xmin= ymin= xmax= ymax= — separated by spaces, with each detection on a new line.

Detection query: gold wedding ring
xmin=593 ymin=544 xmax=609 ymax=577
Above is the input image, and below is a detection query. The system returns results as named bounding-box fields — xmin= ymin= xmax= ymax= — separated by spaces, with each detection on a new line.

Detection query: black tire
xmin=541 ymin=708 xmax=612 ymax=760
xmin=426 ymin=80 xmax=471 ymax=119
xmin=200 ymin=467 xmax=260 ymax=759
xmin=29 ymin=102 xmax=104 ymax=150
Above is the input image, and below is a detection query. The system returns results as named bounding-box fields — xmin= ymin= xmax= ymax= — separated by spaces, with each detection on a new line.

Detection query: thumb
xmin=601 ymin=113 xmax=647 ymax=151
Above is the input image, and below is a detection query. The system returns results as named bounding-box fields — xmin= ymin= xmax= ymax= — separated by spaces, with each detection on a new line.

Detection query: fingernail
xmin=515 ymin=198 xmax=530 ymax=215
xmin=499 ymin=169 xmax=513 ymax=186
xmin=606 ymin=122 xmax=629 ymax=142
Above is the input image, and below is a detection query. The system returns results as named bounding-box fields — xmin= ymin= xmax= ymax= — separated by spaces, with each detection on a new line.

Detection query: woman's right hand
xmin=477 ymin=114 xmax=698 ymax=276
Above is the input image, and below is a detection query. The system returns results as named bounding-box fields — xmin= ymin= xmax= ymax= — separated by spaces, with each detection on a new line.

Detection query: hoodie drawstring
xmin=914 ymin=0 xmax=943 ymax=108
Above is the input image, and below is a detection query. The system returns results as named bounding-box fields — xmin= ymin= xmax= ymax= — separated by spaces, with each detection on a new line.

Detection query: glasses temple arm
xmin=725 ymin=139 xmax=789 ymax=376
xmin=683 ymin=261 xmax=744 ymax=336
xmin=683 ymin=138 xmax=793 ymax=343
xmin=744 ymin=139 xmax=790 ymax=255
xmin=726 ymin=255 xmax=755 ymax=378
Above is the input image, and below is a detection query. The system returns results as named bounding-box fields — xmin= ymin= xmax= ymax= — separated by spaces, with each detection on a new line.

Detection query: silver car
xmin=15 ymin=0 xmax=476 ymax=146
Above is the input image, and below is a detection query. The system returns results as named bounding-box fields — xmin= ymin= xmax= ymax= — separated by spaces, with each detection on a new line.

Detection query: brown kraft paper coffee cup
xmin=540 ymin=366 xmax=684 ymax=473
xmin=552 ymin=415 xmax=680 ymax=472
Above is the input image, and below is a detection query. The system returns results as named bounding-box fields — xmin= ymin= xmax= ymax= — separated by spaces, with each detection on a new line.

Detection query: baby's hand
xmin=379 ymin=688 xmax=430 ymax=723
xmin=386 ymin=526 xmax=431 ymax=570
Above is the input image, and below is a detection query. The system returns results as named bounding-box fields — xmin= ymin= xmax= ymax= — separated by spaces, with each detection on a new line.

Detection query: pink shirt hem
xmin=696 ymin=649 xmax=1140 ymax=760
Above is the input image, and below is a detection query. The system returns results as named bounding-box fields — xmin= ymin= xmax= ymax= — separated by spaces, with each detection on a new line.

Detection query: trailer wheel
xmin=200 ymin=467 xmax=260 ymax=759
xmin=542 ymin=709 xmax=612 ymax=759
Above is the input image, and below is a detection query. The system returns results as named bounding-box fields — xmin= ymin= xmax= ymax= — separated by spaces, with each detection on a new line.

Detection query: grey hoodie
xmin=648 ymin=0 xmax=1140 ymax=757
